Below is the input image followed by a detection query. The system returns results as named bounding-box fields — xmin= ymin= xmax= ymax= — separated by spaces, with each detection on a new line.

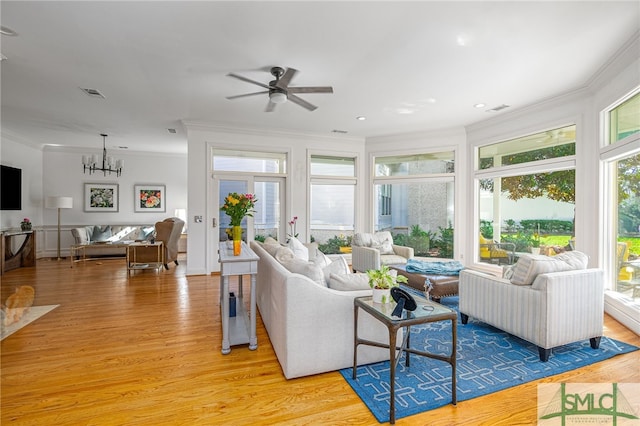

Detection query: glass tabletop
xmin=356 ymin=294 xmax=455 ymax=321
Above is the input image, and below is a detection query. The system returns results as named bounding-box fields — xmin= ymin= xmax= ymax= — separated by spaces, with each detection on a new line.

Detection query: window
xmin=375 ymin=151 xmax=454 ymax=177
xmin=608 ymin=92 xmax=640 ymax=144
xmin=479 ymin=125 xmax=576 ymax=170
xmin=602 ymin=89 xmax=640 ymax=310
xmin=374 ymin=151 xmax=455 ymax=258
xmin=212 ymin=149 xmax=287 ymax=173
xmin=475 ymin=126 xmax=576 ymax=265
xmin=310 ymin=155 xmax=357 ymax=252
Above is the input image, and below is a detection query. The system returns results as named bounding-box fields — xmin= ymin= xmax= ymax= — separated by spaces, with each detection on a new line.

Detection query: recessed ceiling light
xmin=474 ymin=103 xmax=486 ymax=108
xmin=0 ymin=53 xmax=6 ymax=61
xmin=356 ymin=116 xmax=366 ymax=121
xmin=0 ymin=26 xmax=18 ymax=36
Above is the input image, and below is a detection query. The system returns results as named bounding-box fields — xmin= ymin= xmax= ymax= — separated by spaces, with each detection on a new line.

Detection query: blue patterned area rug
xmin=340 ymin=296 xmax=638 ymax=423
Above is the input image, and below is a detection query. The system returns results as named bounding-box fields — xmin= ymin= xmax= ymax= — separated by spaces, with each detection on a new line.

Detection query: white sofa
xmin=70 ymin=224 xmax=155 ymax=257
xmin=459 ymin=252 xmax=604 ymax=361
xmin=250 ymin=240 xmax=398 ymax=379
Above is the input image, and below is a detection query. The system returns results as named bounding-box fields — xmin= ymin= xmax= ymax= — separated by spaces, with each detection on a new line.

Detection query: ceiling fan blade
xmin=227 ymin=73 xmax=271 ymax=90
xmin=275 ymin=68 xmax=298 ymax=89
xmin=288 ymin=94 xmax=317 ymax=111
xmin=226 ymin=91 xmax=269 ymax=100
xmin=287 ymin=86 xmax=334 ymax=94
xmin=265 ymin=100 xmax=277 ymax=112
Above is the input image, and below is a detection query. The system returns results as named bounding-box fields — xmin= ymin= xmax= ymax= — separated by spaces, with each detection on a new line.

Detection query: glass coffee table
xmin=353 ymin=295 xmax=457 ymax=424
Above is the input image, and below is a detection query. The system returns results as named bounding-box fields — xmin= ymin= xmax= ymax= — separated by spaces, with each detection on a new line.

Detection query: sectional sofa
xmin=250 ymin=239 xmax=399 ymax=379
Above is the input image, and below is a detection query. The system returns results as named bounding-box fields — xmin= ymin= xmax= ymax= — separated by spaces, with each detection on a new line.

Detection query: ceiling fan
xmin=226 ymin=66 xmax=333 ymax=112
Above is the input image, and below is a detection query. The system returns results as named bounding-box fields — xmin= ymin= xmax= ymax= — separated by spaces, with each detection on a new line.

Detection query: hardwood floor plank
xmin=2 ymin=256 xmax=639 ymax=425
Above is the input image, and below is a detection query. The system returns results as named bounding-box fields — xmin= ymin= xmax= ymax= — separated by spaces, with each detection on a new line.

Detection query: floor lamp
xmin=45 ymin=196 xmax=73 ymax=260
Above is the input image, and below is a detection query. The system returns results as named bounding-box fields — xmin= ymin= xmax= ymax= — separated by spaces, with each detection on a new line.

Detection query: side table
xmin=218 ymin=241 xmax=259 ymax=354
xmin=126 ymin=242 xmax=164 ymax=274
xmin=353 ymin=295 xmax=457 ymax=424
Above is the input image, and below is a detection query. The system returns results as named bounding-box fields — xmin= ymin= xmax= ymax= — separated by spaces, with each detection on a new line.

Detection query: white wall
xmin=184 ymin=123 xmax=365 ymax=275
xmin=0 ymin=136 xmax=44 ymax=230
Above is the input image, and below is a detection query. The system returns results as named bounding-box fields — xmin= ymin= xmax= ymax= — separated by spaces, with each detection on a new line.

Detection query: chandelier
xmin=82 ymin=133 xmax=123 ymax=176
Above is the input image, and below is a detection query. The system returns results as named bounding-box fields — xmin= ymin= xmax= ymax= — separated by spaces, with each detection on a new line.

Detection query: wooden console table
xmin=1 ymin=230 xmax=36 ymax=275
xmin=218 ymin=241 xmax=259 ymax=354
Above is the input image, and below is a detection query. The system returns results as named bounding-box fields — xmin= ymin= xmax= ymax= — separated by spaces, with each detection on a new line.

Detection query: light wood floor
xmin=2 ymin=257 xmax=639 ymax=425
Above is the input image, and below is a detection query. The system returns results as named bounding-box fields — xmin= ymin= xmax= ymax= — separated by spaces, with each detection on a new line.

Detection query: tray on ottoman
xmin=388 ymin=264 xmax=459 ymax=302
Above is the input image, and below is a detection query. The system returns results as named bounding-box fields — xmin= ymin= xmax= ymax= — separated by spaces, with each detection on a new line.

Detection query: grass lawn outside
xmin=538 ymin=235 xmax=639 ymax=258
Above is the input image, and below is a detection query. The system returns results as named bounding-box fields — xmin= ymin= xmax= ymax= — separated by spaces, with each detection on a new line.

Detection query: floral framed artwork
xmin=84 ymin=183 xmax=119 ymax=212
xmin=134 ymin=184 xmax=166 ymax=212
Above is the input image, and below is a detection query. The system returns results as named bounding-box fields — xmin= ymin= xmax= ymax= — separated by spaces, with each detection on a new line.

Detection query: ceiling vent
xmin=487 ymin=104 xmax=510 ymax=112
xmin=80 ymin=87 xmax=106 ymax=99
xmin=168 ymin=128 xmax=177 ymax=134
xmin=331 ymin=129 xmax=348 ymax=134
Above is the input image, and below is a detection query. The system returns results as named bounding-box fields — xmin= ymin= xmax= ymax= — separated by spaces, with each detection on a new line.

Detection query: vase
xmin=372 ymin=288 xmax=391 ymax=304
xmin=531 ymin=247 xmax=541 ymax=255
xmin=21 ymin=223 xmax=32 ymax=231
xmin=232 ymin=225 xmax=242 ymax=256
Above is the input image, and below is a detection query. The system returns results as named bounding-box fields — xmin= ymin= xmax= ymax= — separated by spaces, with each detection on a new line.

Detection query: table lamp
xmin=45 ymin=196 xmax=73 ymax=260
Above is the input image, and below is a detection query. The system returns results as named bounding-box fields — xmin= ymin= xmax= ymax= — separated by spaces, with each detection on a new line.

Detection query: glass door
xmin=213 ymin=175 xmax=285 ymax=272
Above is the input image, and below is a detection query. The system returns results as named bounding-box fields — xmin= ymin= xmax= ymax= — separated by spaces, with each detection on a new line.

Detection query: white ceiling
xmin=1 ymin=1 xmax=639 ymax=155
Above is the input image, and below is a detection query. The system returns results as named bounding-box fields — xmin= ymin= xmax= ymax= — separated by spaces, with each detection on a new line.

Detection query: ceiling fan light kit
xmin=227 ymin=66 xmax=333 ymax=112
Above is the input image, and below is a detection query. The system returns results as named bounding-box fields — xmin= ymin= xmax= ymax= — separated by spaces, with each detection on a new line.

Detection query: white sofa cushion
xmin=287 ymin=237 xmax=309 ymax=261
xmin=329 ymin=273 xmax=370 ymax=291
xmin=510 ymin=251 xmax=589 ymax=286
xmin=279 ymin=258 xmax=325 ymax=287
xmin=91 ymin=225 xmax=112 ymax=242
xmin=322 ymin=256 xmax=350 ymax=285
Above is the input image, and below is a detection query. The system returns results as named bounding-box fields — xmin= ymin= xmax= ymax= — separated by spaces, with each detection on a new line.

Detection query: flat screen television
xmin=1 ymin=165 xmax=22 ymax=210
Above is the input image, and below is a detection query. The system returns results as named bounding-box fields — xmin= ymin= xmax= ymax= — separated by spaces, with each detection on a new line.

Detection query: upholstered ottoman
xmin=388 ymin=264 xmax=459 ymax=302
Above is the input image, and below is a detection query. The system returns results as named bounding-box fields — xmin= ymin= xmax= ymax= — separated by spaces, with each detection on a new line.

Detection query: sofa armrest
xmin=70 ymin=227 xmax=92 ymax=244
xmin=351 ymin=245 xmax=381 ymax=272
xmin=532 ymin=269 xmax=604 ymax=346
xmin=392 ymin=244 xmax=414 ymax=260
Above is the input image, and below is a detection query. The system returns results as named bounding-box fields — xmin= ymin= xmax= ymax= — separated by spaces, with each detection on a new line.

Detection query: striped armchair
xmin=459 ymin=265 xmax=604 ymax=361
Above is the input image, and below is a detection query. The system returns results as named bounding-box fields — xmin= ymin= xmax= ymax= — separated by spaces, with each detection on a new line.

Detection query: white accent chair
xmin=459 ymin=252 xmax=604 ymax=361
xmin=351 ymin=231 xmax=414 ymax=272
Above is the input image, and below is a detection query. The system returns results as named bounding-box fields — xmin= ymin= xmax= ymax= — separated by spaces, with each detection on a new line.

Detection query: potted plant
xmin=20 ymin=218 xmax=32 ymax=231
xmin=531 ymin=233 xmax=541 ymax=255
xmin=367 ymin=264 xmax=408 ymax=304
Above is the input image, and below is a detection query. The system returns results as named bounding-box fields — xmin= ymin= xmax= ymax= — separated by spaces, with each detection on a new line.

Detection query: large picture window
xmin=374 ymin=151 xmax=455 ymax=258
xmin=475 ymin=125 xmax=576 ymax=265
xmin=309 ymin=154 xmax=357 ymax=253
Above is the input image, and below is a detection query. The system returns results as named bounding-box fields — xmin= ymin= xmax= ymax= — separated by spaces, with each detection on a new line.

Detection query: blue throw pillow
xmin=139 ymin=226 xmax=155 ymax=241
xmin=91 ymin=225 xmax=112 ymax=242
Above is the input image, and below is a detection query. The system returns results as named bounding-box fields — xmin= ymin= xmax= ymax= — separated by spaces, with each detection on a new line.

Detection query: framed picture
xmin=84 ymin=183 xmax=119 ymax=212
xmin=134 ymin=184 xmax=166 ymax=212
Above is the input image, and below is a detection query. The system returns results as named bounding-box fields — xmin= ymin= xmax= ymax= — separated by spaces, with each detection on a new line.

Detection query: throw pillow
xmin=309 ymin=250 xmax=332 ymax=269
xmin=264 ymin=237 xmax=279 ymax=245
xmin=553 ymin=251 xmax=589 ymax=269
xmin=321 ymin=256 xmax=350 ymax=285
xmin=279 ymin=258 xmax=325 ymax=287
xmin=510 ymin=254 xmax=579 ymax=286
xmin=502 ymin=265 xmax=516 ymax=280
xmin=287 ymin=237 xmax=309 ymax=261
xmin=91 ymin=225 xmax=112 ymax=242
xmin=262 ymin=240 xmax=283 ymax=257
xmin=139 ymin=226 xmax=155 ymax=241
xmin=274 ymin=246 xmax=296 ymax=263
xmin=371 ymin=231 xmax=395 ymax=255
xmin=328 ymin=273 xmax=370 ymax=291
